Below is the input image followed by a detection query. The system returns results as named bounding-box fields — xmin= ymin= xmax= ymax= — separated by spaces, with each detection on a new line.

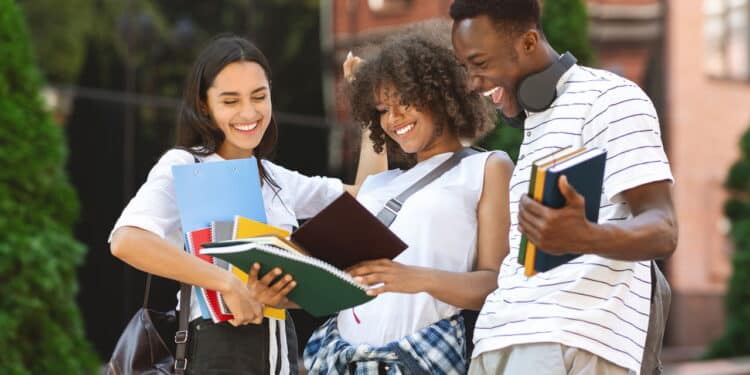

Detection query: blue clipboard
xmin=173 ymin=158 xmax=267 ymax=233
xmin=173 ymin=158 xmax=267 ymax=319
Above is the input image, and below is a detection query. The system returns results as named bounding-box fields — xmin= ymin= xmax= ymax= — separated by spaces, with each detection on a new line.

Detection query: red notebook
xmin=186 ymin=228 xmax=233 ymax=323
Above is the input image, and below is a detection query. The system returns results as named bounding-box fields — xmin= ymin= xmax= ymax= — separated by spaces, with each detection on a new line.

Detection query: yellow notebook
xmin=234 ymin=215 xmax=290 ymax=239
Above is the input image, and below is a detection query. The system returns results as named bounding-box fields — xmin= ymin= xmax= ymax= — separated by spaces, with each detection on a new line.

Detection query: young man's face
xmin=452 ymin=15 xmax=528 ymax=117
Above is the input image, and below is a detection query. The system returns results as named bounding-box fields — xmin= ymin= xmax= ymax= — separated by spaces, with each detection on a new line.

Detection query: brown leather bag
xmin=105 ymin=275 xmax=190 ymax=375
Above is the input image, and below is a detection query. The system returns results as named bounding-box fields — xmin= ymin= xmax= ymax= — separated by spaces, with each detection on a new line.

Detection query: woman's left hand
xmin=346 ymin=259 xmax=430 ymax=296
xmin=246 ymin=263 xmax=297 ymax=308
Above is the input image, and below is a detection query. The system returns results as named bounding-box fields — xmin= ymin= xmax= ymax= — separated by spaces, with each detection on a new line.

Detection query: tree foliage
xmin=18 ymin=0 xmax=96 ymax=83
xmin=705 ymin=128 xmax=750 ymax=358
xmin=0 ymin=0 xmax=98 ymax=373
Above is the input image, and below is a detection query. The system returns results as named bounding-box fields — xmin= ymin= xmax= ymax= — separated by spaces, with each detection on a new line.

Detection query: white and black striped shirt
xmin=472 ymin=65 xmax=673 ymax=374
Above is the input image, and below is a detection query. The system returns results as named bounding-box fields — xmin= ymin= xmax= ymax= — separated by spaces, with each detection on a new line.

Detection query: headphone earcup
xmin=517 ymin=71 xmax=558 ymax=113
xmin=516 ymin=52 xmax=577 ymax=113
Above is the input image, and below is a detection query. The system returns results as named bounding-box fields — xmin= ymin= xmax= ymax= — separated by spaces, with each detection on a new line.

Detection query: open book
xmin=223 ymin=193 xmax=408 ymax=269
xmin=203 ymin=193 xmax=408 ymax=316
xmin=202 ymin=241 xmax=373 ymax=317
xmin=290 ymin=192 xmax=408 ymax=269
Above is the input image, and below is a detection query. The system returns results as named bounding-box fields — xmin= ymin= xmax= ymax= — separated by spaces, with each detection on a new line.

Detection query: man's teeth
xmin=483 ymin=87 xmax=500 ymax=97
xmin=395 ymin=123 xmax=415 ymax=135
xmin=233 ymin=122 xmax=258 ymax=131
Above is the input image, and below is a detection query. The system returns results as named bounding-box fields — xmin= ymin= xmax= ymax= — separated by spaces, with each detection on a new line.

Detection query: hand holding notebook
xmin=203 ymin=193 xmax=408 ymax=316
xmin=518 ymin=147 xmax=606 ymax=276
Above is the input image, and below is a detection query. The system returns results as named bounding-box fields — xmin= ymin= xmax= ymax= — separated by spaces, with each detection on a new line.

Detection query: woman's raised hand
xmin=343 ymin=51 xmax=364 ymax=83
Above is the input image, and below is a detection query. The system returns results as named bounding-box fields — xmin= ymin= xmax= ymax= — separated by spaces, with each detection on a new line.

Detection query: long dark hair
xmin=175 ymin=34 xmax=278 ymax=187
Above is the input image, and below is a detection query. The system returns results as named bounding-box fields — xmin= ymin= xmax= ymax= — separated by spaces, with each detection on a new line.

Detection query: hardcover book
xmin=519 ymin=147 xmax=606 ymax=276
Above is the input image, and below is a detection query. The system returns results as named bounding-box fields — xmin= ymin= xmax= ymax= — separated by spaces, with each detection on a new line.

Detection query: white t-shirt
xmin=336 ymin=150 xmax=500 ymax=346
xmin=110 ymin=148 xmax=344 ymax=321
xmin=472 ymin=65 xmax=673 ymax=374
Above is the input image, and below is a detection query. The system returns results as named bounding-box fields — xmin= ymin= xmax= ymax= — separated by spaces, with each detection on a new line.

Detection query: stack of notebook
xmin=202 ymin=193 xmax=408 ymax=317
xmin=173 ymin=158 xmax=407 ymax=319
xmin=518 ymin=146 xmax=607 ymax=277
xmin=173 ymin=158 xmax=284 ymax=322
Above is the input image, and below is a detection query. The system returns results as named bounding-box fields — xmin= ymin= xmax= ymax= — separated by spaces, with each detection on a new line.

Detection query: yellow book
xmin=524 ymin=164 xmax=546 ymax=277
xmin=234 ymin=215 xmax=290 ymax=239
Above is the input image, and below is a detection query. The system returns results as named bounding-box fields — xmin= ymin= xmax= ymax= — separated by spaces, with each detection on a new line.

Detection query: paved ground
xmin=663 ymin=357 xmax=750 ymax=375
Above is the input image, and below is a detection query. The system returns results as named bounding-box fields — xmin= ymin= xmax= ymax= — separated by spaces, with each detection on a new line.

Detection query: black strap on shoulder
xmin=174 ymin=153 xmax=199 ymax=374
xmin=376 ymin=147 xmax=482 ymax=227
xmin=173 ymin=283 xmax=191 ymax=374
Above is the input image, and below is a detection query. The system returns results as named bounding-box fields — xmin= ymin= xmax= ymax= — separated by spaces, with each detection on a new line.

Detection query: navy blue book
xmin=535 ymin=148 xmax=607 ymax=273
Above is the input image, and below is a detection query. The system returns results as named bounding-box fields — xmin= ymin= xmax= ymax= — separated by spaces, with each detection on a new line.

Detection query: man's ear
xmin=520 ymin=29 xmax=540 ymax=55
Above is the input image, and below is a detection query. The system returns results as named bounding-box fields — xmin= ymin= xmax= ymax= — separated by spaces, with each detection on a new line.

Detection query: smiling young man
xmin=450 ymin=1 xmax=677 ymax=374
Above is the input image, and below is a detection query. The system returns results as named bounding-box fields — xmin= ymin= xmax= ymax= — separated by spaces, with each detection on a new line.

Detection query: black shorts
xmin=186 ymin=315 xmax=298 ymax=374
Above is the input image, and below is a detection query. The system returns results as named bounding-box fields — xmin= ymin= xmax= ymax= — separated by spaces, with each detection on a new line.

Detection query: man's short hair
xmin=450 ymin=0 xmax=542 ymax=34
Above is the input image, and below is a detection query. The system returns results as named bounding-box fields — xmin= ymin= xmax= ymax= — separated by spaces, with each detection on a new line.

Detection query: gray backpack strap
xmin=376 ymin=147 xmax=481 ymax=227
xmin=641 ymin=261 xmax=670 ymax=375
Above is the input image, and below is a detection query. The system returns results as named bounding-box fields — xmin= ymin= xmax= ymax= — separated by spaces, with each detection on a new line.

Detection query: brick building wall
xmin=665 ymin=0 xmax=750 ymax=348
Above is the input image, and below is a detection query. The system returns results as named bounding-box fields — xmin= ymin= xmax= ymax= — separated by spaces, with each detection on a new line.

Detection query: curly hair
xmin=348 ymin=35 xmax=493 ymax=156
xmin=450 ymin=0 xmax=542 ymax=35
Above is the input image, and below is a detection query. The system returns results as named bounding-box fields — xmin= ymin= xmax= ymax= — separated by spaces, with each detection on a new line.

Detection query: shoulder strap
xmin=173 ymin=283 xmax=191 ymax=374
xmin=174 ymin=153 xmax=199 ymax=374
xmin=376 ymin=147 xmax=482 ymax=227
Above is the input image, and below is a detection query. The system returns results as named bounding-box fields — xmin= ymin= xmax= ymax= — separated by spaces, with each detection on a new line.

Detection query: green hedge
xmin=0 ymin=0 xmax=98 ymax=373
xmin=481 ymin=0 xmax=594 ymax=160
xmin=705 ymin=128 xmax=750 ymax=358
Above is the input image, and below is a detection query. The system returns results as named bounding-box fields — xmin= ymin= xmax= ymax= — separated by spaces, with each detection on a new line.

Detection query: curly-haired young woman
xmin=304 ymin=34 xmax=514 ymax=374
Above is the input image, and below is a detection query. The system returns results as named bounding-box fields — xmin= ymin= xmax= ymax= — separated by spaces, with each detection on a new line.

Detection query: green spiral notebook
xmin=201 ymin=241 xmax=373 ymax=317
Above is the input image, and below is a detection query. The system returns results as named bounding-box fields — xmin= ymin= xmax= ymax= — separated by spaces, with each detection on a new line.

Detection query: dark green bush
xmin=0 ymin=0 xmax=98 ymax=373
xmin=706 ymin=127 xmax=750 ymax=358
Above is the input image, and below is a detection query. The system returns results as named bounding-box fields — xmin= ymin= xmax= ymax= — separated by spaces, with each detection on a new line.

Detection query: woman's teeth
xmin=395 ymin=123 xmax=415 ymax=135
xmin=233 ymin=122 xmax=258 ymax=131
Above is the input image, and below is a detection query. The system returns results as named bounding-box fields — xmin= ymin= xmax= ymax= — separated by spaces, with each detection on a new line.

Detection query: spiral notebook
xmin=173 ymin=157 xmax=267 ymax=320
xmin=202 ymin=241 xmax=374 ymax=317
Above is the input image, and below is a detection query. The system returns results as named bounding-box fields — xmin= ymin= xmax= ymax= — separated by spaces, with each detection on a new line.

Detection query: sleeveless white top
xmin=337 ymin=150 xmax=499 ymax=346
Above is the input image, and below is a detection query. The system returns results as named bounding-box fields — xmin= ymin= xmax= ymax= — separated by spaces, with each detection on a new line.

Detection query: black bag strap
xmin=173 ymin=283 xmax=191 ymax=374
xmin=140 ymin=273 xmax=191 ymax=374
xmin=172 ymin=153 xmax=202 ymax=374
xmin=376 ymin=147 xmax=482 ymax=227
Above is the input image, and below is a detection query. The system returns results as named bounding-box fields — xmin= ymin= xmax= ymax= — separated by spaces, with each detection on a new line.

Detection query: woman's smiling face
xmin=375 ymin=86 xmax=440 ymax=156
xmin=206 ymin=61 xmax=272 ymax=159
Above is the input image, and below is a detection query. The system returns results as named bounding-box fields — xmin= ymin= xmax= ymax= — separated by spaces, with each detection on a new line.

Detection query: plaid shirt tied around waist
xmin=303 ymin=314 xmax=467 ymax=374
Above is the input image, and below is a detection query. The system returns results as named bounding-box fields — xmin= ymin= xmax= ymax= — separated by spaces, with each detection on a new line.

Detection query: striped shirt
xmin=472 ymin=65 xmax=673 ymax=374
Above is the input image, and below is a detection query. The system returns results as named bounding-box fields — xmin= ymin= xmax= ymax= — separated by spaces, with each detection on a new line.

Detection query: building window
xmin=704 ymin=0 xmax=749 ymax=80
xmin=367 ymin=0 xmax=413 ymax=16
